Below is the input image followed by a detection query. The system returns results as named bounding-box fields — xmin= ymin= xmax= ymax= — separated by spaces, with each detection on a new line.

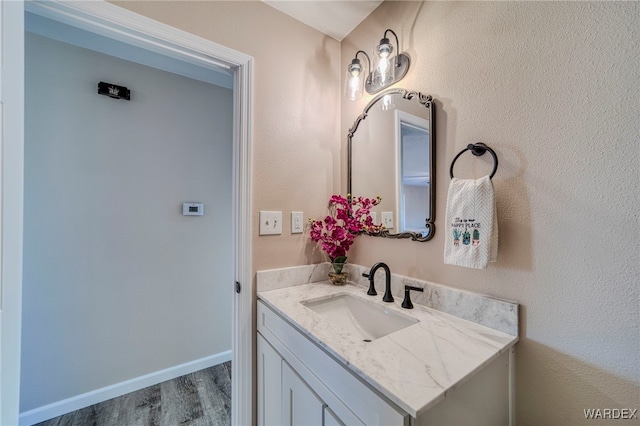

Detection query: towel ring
xmin=449 ymin=143 xmax=498 ymax=179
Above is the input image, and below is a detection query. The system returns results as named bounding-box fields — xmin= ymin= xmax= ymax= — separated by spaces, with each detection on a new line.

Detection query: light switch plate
xmin=381 ymin=211 xmax=394 ymax=229
xmin=291 ymin=211 xmax=303 ymax=234
xmin=259 ymin=211 xmax=282 ymax=235
xmin=369 ymin=211 xmax=378 ymax=225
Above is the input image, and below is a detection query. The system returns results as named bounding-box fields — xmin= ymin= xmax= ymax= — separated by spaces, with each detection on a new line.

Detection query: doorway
xmin=22 ymin=28 xmax=232 ymax=422
xmin=3 ymin=2 xmax=253 ymax=425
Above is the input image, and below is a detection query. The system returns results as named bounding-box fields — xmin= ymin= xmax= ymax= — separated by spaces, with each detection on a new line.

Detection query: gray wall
xmin=21 ymin=32 xmax=233 ymax=411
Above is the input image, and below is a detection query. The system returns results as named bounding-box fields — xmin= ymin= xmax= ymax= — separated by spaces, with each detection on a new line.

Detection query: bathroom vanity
xmin=256 ymin=264 xmax=519 ymax=426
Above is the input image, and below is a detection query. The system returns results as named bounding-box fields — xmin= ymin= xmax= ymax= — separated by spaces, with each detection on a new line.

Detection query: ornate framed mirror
xmin=348 ymin=88 xmax=435 ymax=241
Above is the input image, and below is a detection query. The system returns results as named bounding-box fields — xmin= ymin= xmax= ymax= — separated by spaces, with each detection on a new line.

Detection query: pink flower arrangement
xmin=309 ymin=194 xmax=381 ymax=264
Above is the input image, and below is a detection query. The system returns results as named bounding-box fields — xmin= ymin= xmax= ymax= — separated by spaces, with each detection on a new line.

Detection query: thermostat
xmin=183 ymin=203 xmax=204 ymax=216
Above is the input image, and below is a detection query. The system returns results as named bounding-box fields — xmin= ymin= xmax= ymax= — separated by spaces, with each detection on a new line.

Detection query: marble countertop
xmin=258 ymin=280 xmax=518 ymax=417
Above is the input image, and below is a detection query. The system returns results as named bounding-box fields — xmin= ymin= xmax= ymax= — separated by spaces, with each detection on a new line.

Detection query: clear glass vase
xmin=328 ymin=262 xmax=348 ymax=285
xmin=331 ymin=262 xmax=346 ymax=274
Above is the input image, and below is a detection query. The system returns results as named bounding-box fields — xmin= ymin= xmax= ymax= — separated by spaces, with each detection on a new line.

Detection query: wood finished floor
xmin=36 ymin=362 xmax=231 ymax=426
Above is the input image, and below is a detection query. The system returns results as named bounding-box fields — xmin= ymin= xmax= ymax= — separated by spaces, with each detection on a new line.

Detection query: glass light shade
xmin=378 ymin=94 xmax=395 ymax=111
xmin=374 ymin=38 xmax=395 ymax=86
xmin=344 ymin=59 xmax=364 ymax=100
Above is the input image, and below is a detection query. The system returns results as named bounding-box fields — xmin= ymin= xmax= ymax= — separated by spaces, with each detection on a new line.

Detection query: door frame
xmin=2 ymin=1 xmax=254 ymax=424
xmin=1 ymin=1 xmax=26 ymax=425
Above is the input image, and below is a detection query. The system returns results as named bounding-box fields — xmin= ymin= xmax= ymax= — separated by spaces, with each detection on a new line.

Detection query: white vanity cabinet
xmin=257 ymin=300 xmax=409 ymax=426
xmin=281 ymin=361 xmax=325 ymax=425
xmin=256 ymin=334 xmax=283 ymax=425
xmin=258 ymin=334 xmax=327 ymax=425
xmin=256 ymin=268 xmax=519 ymax=426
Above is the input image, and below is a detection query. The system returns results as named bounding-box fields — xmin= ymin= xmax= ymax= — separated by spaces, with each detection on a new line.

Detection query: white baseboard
xmin=19 ymin=350 xmax=232 ymax=426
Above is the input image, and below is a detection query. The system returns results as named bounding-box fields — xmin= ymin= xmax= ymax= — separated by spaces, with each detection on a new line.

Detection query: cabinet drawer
xmin=258 ymin=300 xmax=408 ymax=426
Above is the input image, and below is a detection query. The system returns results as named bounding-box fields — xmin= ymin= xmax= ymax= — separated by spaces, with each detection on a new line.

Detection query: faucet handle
xmin=362 ymin=272 xmax=377 ymax=296
xmin=401 ymin=285 xmax=424 ymax=309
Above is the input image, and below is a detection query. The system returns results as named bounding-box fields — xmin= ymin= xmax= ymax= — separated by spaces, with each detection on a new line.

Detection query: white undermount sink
xmin=301 ymin=293 xmax=418 ymax=341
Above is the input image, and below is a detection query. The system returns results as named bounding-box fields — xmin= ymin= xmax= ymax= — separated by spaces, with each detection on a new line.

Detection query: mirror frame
xmin=347 ymin=88 xmax=435 ymax=242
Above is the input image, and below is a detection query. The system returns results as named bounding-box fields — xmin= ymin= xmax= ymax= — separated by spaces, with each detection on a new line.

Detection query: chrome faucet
xmin=362 ymin=262 xmax=394 ymax=303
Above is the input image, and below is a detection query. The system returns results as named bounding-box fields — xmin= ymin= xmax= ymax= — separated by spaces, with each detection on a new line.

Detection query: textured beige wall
xmin=343 ymin=2 xmax=640 ymax=424
xmin=115 ymin=0 xmax=341 ymax=274
xmin=112 ymin=1 xmax=639 ymax=423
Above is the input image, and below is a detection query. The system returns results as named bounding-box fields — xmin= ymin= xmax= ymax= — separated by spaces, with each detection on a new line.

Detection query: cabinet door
xmin=282 ymin=361 xmax=324 ymax=425
xmin=257 ymin=334 xmax=283 ymax=426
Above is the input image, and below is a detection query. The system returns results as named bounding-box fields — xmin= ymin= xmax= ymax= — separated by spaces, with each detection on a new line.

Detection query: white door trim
xmin=1 ymin=1 xmax=26 ymax=424
xmin=19 ymin=1 xmax=254 ymax=425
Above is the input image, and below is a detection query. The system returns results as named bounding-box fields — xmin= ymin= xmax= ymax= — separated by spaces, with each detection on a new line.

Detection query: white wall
xmin=21 ymin=32 xmax=233 ymax=411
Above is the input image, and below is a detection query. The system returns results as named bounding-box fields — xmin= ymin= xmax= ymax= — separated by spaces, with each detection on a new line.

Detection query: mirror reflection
xmin=348 ymin=89 xmax=435 ymax=241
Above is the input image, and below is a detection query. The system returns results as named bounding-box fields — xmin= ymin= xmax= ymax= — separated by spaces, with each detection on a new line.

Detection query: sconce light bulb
xmin=346 ymin=79 xmax=360 ymax=100
xmin=345 ymin=55 xmax=365 ymax=100
xmin=374 ymin=37 xmax=395 ymax=85
xmin=348 ymin=75 xmax=359 ymax=90
xmin=345 ymin=58 xmax=364 ymax=100
xmin=377 ymin=57 xmax=391 ymax=83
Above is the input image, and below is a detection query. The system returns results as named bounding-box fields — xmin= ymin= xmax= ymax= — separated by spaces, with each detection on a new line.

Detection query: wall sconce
xmin=344 ymin=50 xmax=371 ymax=100
xmin=344 ymin=29 xmax=410 ymax=99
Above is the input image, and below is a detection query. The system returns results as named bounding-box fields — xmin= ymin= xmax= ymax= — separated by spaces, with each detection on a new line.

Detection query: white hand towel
xmin=444 ymin=176 xmax=498 ymax=269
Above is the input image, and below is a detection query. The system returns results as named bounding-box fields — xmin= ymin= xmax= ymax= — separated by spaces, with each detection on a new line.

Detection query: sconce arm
xmin=384 ymin=29 xmax=401 ymax=66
